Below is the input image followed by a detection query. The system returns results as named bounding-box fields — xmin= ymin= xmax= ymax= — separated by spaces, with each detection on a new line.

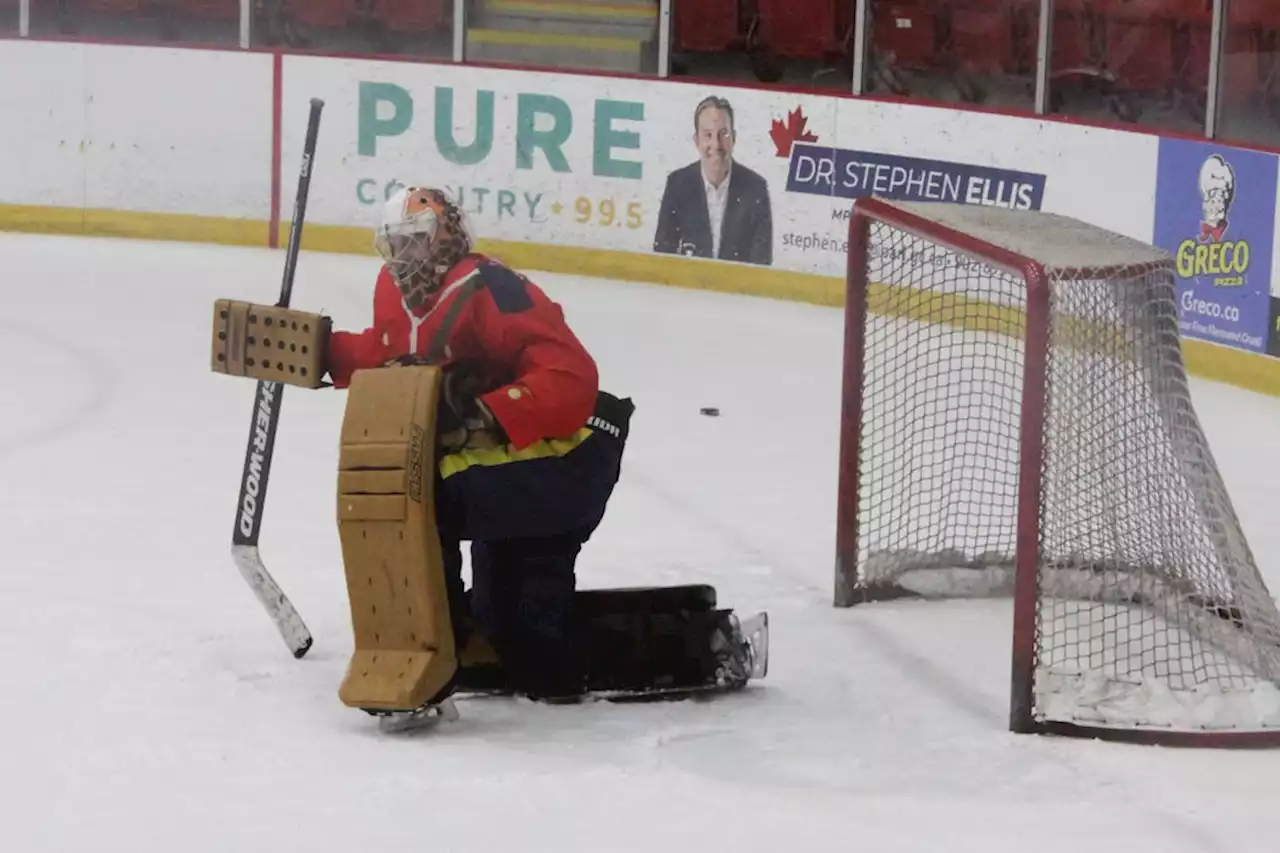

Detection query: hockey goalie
xmin=211 ymin=185 xmax=768 ymax=729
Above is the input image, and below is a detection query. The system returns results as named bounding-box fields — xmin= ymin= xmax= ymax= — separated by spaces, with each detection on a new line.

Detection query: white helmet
xmin=375 ymin=186 xmax=475 ymax=310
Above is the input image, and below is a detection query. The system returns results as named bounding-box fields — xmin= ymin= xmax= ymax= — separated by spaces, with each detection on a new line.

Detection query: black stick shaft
xmin=278 ymin=98 xmax=324 ymax=309
xmin=231 ymin=98 xmax=324 ymax=550
xmin=227 ymin=98 xmax=325 ymax=658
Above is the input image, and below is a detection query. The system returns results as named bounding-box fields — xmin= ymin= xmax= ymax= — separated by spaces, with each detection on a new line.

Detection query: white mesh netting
xmin=845 ymin=202 xmax=1280 ymax=736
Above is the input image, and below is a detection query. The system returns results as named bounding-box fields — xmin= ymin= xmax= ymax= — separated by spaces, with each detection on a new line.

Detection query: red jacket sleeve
xmin=325 ymin=268 xmax=400 ymax=389
xmin=468 ymin=267 xmax=598 ymax=449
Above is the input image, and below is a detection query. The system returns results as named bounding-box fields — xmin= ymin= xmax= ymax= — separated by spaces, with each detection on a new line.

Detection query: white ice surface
xmin=3 ymin=233 xmax=1280 ymax=852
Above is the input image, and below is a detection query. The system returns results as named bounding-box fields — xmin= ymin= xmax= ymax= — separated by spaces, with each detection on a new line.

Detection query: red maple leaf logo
xmin=770 ymin=106 xmax=819 ymax=158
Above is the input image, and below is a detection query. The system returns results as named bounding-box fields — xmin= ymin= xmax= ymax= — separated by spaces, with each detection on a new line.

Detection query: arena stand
xmin=10 ymin=0 xmax=1280 ymax=147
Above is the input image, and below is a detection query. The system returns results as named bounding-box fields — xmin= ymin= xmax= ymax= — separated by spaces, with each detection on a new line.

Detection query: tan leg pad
xmin=336 ymin=365 xmax=457 ymax=712
xmin=210 ymin=299 xmax=329 ymax=389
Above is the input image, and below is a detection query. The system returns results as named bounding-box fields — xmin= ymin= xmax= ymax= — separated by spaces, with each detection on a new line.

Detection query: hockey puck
xmin=700 ymin=407 xmax=720 ymax=417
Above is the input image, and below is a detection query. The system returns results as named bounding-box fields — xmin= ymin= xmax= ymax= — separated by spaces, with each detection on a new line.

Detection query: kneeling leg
xmin=472 ymin=536 xmax=584 ymax=702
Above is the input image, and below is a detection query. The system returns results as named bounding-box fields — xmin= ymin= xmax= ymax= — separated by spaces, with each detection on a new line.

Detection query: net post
xmin=834 ymin=205 xmax=873 ymax=607
xmin=1009 ymin=260 xmax=1051 ymax=734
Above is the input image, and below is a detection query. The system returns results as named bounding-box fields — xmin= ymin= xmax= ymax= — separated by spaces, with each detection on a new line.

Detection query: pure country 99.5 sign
xmin=1153 ymin=137 xmax=1277 ymax=355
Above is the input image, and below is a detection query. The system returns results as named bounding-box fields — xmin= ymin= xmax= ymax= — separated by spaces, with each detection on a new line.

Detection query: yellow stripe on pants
xmin=438 ymin=427 xmax=595 ymax=480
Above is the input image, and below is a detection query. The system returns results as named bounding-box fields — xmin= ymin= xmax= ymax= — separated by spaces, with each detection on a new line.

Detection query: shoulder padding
xmin=474 ymin=260 xmax=535 ymax=314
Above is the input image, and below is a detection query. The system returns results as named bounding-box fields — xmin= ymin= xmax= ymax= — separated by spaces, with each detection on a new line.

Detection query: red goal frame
xmin=833 ymin=196 xmax=1280 ymax=748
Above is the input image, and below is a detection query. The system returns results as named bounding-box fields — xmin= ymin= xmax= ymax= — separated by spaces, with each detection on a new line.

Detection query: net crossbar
xmin=836 ymin=197 xmax=1280 ymax=746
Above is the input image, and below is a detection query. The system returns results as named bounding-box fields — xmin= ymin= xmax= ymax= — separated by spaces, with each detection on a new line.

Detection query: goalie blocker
xmin=211 ymin=300 xmax=768 ymax=719
xmin=211 ymin=299 xmax=331 ymax=388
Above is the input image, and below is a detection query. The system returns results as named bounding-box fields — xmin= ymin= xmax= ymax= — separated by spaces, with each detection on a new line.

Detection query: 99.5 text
xmin=554 ymin=196 xmax=644 ymax=230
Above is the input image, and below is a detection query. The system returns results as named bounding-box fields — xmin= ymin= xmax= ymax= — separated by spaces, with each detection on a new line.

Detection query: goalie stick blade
xmin=232 ymin=544 xmax=313 ymax=658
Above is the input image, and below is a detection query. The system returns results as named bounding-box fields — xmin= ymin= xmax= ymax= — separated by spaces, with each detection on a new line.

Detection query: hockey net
xmin=835 ymin=198 xmax=1280 ymax=745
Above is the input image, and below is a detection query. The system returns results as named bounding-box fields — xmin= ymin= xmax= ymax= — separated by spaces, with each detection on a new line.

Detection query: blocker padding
xmin=336 ymin=364 xmax=457 ymax=712
xmin=210 ymin=298 xmax=329 ymax=389
xmin=574 ymin=584 xmax=717 ymax=617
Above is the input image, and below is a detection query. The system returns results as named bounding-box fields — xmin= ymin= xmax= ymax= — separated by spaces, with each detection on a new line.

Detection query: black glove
xmin=382 ymin=353 xmax=434 ymax=368
xmin=437 ymin=365 xmax=506 ymax=450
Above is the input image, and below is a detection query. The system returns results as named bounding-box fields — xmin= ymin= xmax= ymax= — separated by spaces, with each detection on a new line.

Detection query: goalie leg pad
xmin=336 ymin=365 xmax=458 ymax=712
xmin=454 ymin=585 xmax=768 ymax=697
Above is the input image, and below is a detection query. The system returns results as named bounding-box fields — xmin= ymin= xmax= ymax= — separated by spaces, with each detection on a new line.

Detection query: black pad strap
xmin=426 ymin=273 xmax=485 ymax=364
xmin=588 ymin=392 xmax=635 ymax=444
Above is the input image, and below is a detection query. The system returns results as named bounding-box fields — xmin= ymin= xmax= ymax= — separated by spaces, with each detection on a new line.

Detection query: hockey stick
xmin=230 ymin=97 xmax=325 ymax=659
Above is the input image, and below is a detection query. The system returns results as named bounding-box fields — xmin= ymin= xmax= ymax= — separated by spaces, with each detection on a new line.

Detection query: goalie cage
xmin=833 ymin=196 xmax=1280 ymax=747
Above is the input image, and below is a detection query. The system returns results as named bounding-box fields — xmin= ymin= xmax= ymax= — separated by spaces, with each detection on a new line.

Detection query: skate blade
xmin=373 ymin=697 xmax=461 ymax=734
xmin=739 ymin=611 xmax=769 ymax=680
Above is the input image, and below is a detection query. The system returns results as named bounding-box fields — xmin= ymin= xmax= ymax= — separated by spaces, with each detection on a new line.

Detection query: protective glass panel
xmin=1046 ymin=0 xmax=1209 ymax=135
xmin=667 ymin=0 xmax=856 ymax=88
xmin=864 ymin=0 xmax=1038 ymax=111
xmin=30 ymin=0 xmax=242 ymax=46
xmin=250 ymin=0 xmax=452 ymax=58
xmin=1215 ymin=0 xmax=1280 ymax=147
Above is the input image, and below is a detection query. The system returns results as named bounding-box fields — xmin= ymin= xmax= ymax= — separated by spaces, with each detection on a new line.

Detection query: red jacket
xmin=325 ymin=254 xmax=598 ymax=449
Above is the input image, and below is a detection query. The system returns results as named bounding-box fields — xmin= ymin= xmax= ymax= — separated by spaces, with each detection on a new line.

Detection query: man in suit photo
xmin=652 ymin=95 xmax=773 ymax=267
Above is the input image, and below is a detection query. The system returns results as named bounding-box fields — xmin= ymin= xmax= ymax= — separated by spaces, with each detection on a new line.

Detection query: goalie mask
xmin=375 ymin=186 xmax=475 ymax=311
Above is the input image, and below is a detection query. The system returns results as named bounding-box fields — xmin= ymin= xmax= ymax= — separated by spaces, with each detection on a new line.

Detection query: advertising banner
xmin=1153 ymin=138 xmax=1277 ymax=355
xmin=281 ymin=56 xmax=1155 ymax=283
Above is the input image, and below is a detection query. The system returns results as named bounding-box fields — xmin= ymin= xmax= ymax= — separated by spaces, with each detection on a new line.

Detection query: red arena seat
xmin=673 ymin=0 xmax=741 ymax=53
xmin=373 ymin=0 xmax=449 ymax=32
